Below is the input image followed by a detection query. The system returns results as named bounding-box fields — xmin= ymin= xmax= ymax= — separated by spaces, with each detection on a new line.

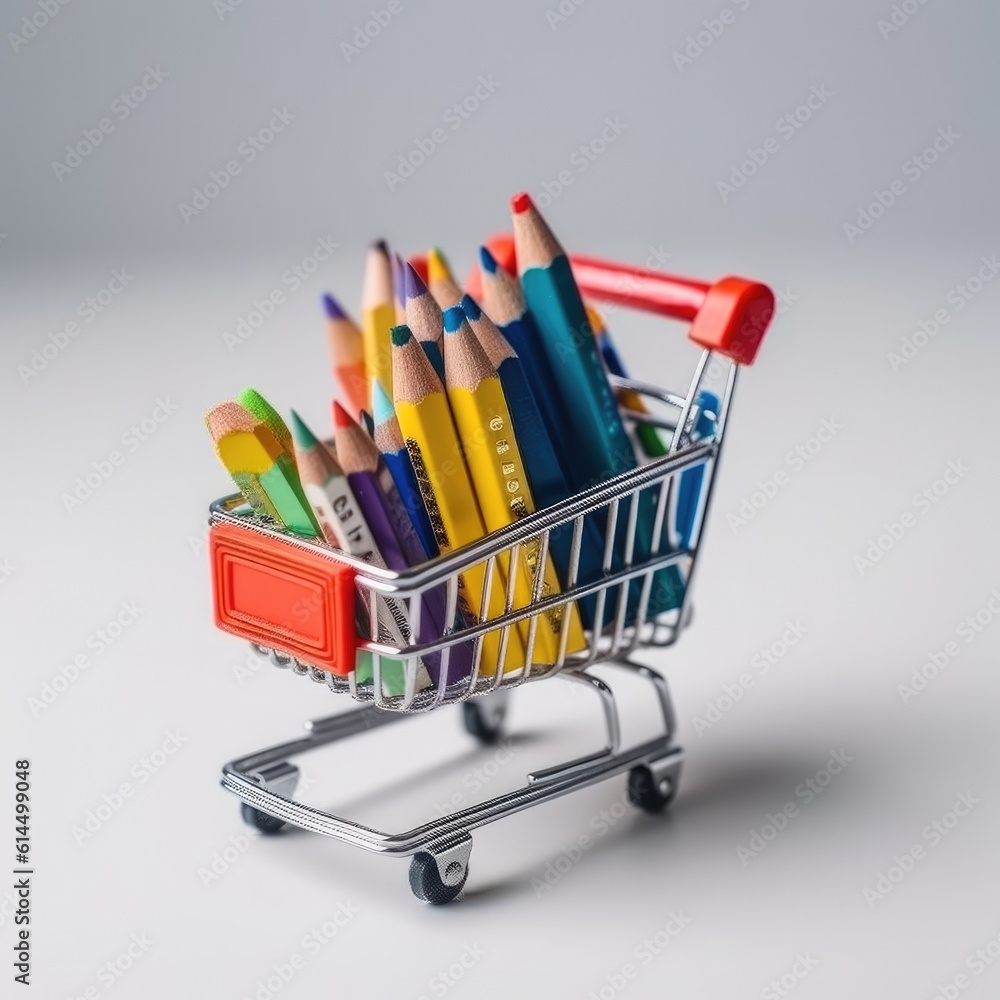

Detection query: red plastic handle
xmin=570 ymin=254 xmax=775 ymax=366
xmin=464 ymin=236 xmax=775 ymax=366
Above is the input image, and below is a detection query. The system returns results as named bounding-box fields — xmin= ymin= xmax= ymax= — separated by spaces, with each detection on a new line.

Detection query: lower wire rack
xmin=222 ymin=657 xmax=684 ymax=904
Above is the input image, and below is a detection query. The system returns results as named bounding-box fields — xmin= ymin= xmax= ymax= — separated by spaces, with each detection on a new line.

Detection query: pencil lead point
xmin=442 ymin=305 xmax=464 ymax=334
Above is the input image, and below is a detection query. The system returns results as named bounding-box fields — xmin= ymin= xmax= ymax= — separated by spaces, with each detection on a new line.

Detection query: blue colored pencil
xmin=371 ymin=379 xmax=438 ymax=559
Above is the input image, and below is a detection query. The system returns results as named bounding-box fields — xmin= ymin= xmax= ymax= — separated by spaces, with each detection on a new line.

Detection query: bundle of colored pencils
xmin=206 ymin=192 xmax=693 ymax=689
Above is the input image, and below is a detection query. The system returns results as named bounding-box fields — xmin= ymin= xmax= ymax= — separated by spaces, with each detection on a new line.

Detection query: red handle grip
xmin=464 ymin=234 xmax=775 ymax=366
xmin=570 ymin=254 xmax=775 ymax=367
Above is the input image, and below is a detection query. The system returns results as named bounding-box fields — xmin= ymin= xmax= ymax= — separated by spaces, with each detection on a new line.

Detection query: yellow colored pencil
xmin=391 ymin=323 xmax=525 ymax=676
xmin=441 ymin=306 xmax=586 ymax=665
xmin=362 ymin=240 xmax=395 ymax=406
xmin=426 ymin=246 xmax=463 ymax=309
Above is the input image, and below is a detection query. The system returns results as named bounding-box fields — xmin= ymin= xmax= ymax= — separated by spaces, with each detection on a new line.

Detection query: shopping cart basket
xmin=210 ymin=255 xmax=775 ymax=903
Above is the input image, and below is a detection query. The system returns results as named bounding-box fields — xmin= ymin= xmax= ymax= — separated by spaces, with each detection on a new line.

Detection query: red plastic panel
xmin=210 ymin=521 xmax=356 ymax=675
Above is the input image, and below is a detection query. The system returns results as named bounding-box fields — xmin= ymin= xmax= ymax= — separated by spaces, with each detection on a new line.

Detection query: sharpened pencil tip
xmin=290 ymin=409 xmax=318 ymax=449
xmin=331 ymin=400 xmax=353 ymax=430
xmin=478 ymin=246 xmax=498 ymax=273
xmin=322 ymin=293 xmax=347 ymax=320
xmin=390 ymin=324 xmax=413 ymax=346
xmin=460 ymin=294 xmax=481 ymax=321
xmin=371 ymin=379 xmax=393 ymax=425
xmin=511 ymin=192 xmax=533 ymax=214
xmin=372 ymin=239 xmax=390 ymax=257
xmin=442 ymin=305 xmax=464 ymax=334
xmin=404 ymin=261 xmax=427 ymax=301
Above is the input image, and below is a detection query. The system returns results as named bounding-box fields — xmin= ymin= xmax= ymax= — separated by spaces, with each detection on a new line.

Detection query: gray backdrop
xmin=4 ymin=1 xmax=1000 ymax=998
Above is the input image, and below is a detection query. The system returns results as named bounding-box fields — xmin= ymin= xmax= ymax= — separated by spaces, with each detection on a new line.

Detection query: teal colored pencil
xmin=511 ymin=193 xmax=684 ymax=617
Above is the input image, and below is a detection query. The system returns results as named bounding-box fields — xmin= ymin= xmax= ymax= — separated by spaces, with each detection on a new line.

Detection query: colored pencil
xmin=511 ymin=195 xmax=684 ymax=618
xmin=322 ymin=292 xmax=368 ymax=419
xmin=460 ymin=293 xmax=606 ymax=627
xmin=291 ymin=410 xmax=380 ymax=559
xmin=403 ymin=262 xmax=445 ymax=380
xmin=371 ymin=379 xmax=438 ymax=560
xmin=511 ymin=193 xmax=634 ymax=486
xmin=361 ymin=240 xmax=395 ymax=405
xmin=407 ymin=253 xmax=429 ymax=286
xmin=206 ymin=400 xmax=322 ymax=538
xmin=584 ymin=302 xmax=667 ymax=459
xmin=334 ymin=403 xmax=473 ymax=685
xmin=442 ymin=306 xmax=585 ymax=663
xmin=426 ymin=246 xmax=463 ymax=309
xmin=293 ymin=409 xmax=427 ymax=693
xmin=391 ymin=252 xmax=407 ymax=325
xmin=391 ymin=323 xmax=525 ymax=675
xmin=238 ymin=387 xmax=294 ymax=458
xmin=464 ymin=233 xmax=516 ymax=301
xmin=477 ymin=245 xmax=581 ymax=491
xmin=333 ymin=401 xmax=428 ymax=567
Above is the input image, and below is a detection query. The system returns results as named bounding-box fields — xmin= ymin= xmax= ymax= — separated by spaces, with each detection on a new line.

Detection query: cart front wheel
xmin=241 ymin=803 xmax=286 ymax=834
xmin=627 ymin=765 xmax=678 ymax=813
xmin=462 ymin=694 xmax=507 ymax=744
xmin=409 ymin=852 xmax=468 ymax=904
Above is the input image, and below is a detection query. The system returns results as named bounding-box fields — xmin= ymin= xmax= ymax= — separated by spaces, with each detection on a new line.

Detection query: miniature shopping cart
xmin=210 ymin=256 xmax=774 ymax=903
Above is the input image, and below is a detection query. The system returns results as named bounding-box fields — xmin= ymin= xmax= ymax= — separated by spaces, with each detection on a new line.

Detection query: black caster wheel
xmin=627 ymin=765 xmax=678 ymax=814
xmin=241 ymin=803 xmax=286 ymax=834
xmin=409 ymin=853 xmax=468 ymax=905
xmin=462 ymin=699 xmax=505 ymax=744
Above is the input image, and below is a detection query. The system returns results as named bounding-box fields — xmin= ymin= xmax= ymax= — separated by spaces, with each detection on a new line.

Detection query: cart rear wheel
xmin=241 ymin=803 xmax=286 ymax=834
xmin=462 ymin=697 xmax=506 ymax=744
xmin=627 ymin=765 xmax=678 ymax=813
xmin=408 ymin=853 xmax=468 ymax=905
